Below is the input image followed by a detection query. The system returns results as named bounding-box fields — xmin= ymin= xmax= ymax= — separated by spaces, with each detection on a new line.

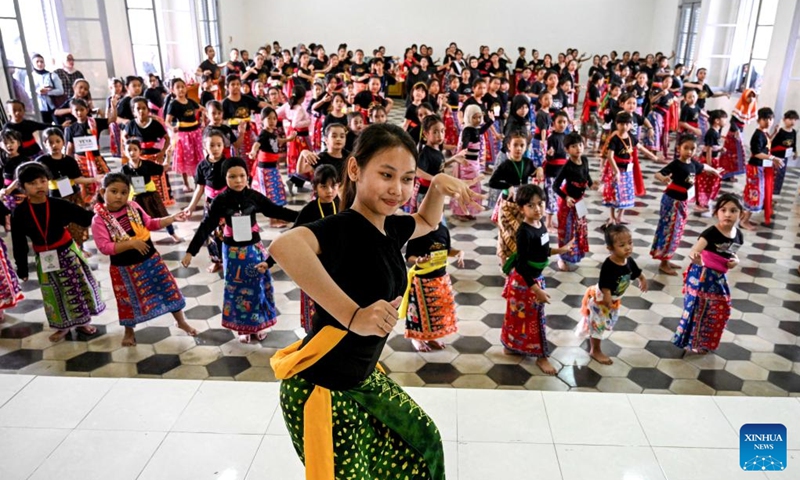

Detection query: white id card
xmin=40 ymin=250 xmax=60 ymax=273
xmin=73 ymin=135 xmax=98 ymax=153
xmin=574 ymin=199 xmax=588 ymax=218
xmin=687 ymin=186 xmax=696 ymax=201
xmin=540 ymin=232 xmax=550 ymax=245
xmin=626 ymin=162 xmax=634 ymax=173
xmin=231 ymin=215 xmax=252 ymax=242
xmin=131 ymin=176 xmax=146 ymax=194
xmin=762 ymin=159 xmax=773 ymax=168
xmin=727 ymin=242 xmax=741 ymax=254
xmin=56 ymin=177 xmax=72 ymax=197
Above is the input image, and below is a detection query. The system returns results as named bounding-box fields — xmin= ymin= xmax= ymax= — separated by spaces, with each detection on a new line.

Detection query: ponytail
xmin=339 ymin=123 xmax=418 ymax=211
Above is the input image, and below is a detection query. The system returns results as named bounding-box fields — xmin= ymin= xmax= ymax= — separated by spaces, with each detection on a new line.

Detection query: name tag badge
xmin=728 ymin=242 xmax=741 ymax=254
xmin=429 ymin=249 xmax=448 ymax=268
xmin=131 ymin=176 xmax=146 ymax=194
xmin=231 ymin=215 xmax=252 ymax=242
xmin=56 ymin=177 xmax=73 ymax=197
xmin=626 ymin=162 xmax=634 ymax=173
xmin=540 ymin=232 xmax=550 ymax=245
xmin=574 ymin=199 xmax=588 ymax=218
xmin=73 ymin=135 xmax=98 ymax=153
xmin=762 ymin=159 xmax=773 ymax=168
xmin=687 ymin=186 xmax=696 ymax=201
xmin=492 ymin=105 xmax=501 ymax=117
xmin=40 ymin=250 xmax=60 ymax=273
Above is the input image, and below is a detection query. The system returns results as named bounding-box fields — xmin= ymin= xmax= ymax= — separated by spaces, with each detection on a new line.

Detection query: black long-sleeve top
xmin=11 ymin=198 xmax=94 ymax=279
xmin=488 ymin=157 xmax=536 ymax=190
xmin=553 ymin=156 xmax=593 ymax=200
xmin=186 ymin=188 xmax=298 ymax=255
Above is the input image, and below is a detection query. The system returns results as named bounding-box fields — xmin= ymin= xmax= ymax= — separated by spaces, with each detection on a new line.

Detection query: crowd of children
xmin=0 ymin=41 xmax=797 ymax=373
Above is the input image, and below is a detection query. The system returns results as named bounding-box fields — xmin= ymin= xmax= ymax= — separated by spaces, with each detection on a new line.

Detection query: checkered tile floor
xmin=1 ymin=106 xmax=799 ymax=396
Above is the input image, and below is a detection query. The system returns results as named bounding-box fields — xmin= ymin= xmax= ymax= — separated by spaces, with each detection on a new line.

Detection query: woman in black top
xmin=269 ymin=123 xmax=479 ymax=480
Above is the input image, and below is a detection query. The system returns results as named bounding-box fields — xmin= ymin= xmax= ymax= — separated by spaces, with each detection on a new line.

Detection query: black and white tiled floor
xmin=1 ymin=108 xmax=799 ymax=396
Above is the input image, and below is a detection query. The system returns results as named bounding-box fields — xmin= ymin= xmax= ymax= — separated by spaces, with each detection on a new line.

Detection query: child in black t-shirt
xmin=770 ymin=109 xmax=797 ymax=195
xmin=248 ymin=107 xmax=292 ymax=226
xmin=502 ymin=184 xmax=572 ymax=375
xmin=651 ymin=133 xmax=721 ymax=275
xmin=3 ymin=99 xmax=49 ymax=158
xmin=293 ymin=164 xmax=340 ymax=333
xmin=544 ymin=111 xmax=569 ymax=230
xmin=742 ymin=108 xmax=782 ymax=230
xmin=673 ymin=193 xmax=744 ymax=353
xmin=121 ymin=139 xmax=181 ymax=243
xmin=0 ymin=130 xmax=29 ymax=212
xmin=576 ymin=225 xmax=647 ymax=364
xmin=696 ymin=109 xmax=728 ymax=214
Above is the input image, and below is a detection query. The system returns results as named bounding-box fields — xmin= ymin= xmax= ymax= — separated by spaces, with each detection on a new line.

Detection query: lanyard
xmin=28 ymin=198 xmax=50 ymax=250
xmin=511 ymin=159 xmax=525 ymax=181
xmin=317 ymin=198 xmax=336 ymax=218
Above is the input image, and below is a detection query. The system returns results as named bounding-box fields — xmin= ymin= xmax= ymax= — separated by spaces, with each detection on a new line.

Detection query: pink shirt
xmin=276 ymin=102 xmax=311 ymax=130
xmin=90 ymin=201 xmax=162 ymax=256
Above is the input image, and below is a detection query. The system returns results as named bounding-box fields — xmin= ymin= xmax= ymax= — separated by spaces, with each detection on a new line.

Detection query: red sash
xmin=631 ymin=148 xmax=645 ymax=197
xmin=666 ymin=183 xmax=687 ymax=194
xmin=418 ymin=177 xmax=432 ymax=187
xmin=764 ymin=166 xmax=774 ymax=225
xmin=581 ymin=98 xmax=598 ymax=123
xmin=21 ymin=138 xmax=37 ymax=148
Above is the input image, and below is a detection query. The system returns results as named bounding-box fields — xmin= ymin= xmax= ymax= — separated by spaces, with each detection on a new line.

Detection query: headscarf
xmin=732 ymin=88 xmax=758 ymax=123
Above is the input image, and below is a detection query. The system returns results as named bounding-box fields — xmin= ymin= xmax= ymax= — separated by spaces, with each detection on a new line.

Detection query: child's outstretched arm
xmin=183 ymin=185 xmax=205 ymax=217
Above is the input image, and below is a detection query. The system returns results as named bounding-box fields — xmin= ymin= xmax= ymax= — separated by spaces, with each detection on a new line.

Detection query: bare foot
xmin=618 ymin=217 xmax=630 ymax=225
xmin=694 ymin=205 xmax=709 ymax=212
xmin=412 ymin=339 xmax=432 ymax=352
xmin=557 ymin=259 xmax=570 ymax=272
xmin=255 ymin=330 xmax=268 ymax=341
xmin=659 ymin=261 xmax=678 ymax=276
xmin=270 ymin=220 xmax=288 ymax=229
xmin=668 ymin=261 xmax=681 ymax=269
xmin=207 ymin=262 xmax=222 ymax=273
xmin=426 ymin=340 xmax=446 ymax=350
xmin=76 ymin=325 xmax=97 ymax=335
xmin=238 ymin=334 xmax=251 ymax=344
xmin=48 ymin=330 xmax=69 ymax=342
xmin=81 ymin=249 xmax=93 ymax=258
xmin=122 ymin=328 xmax=136 ymax=347
xmin=740 ymin=220 xmax=756 ymax=231
xmin=536 ymin=357 xmax=558 ymax=375
xmin=0 ymin=310 xmax=5 ymax=323
xmin=176 ymin=320 xmax=197 ymax=336
xmin=170 ymin=235 xmax=184 ymax=244
xmin=590 ymin=351 xmax=613 ymax=365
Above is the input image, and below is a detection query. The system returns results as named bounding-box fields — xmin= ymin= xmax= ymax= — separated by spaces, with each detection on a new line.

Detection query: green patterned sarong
xmin=280 ymin=369 xmax=445 ymax=479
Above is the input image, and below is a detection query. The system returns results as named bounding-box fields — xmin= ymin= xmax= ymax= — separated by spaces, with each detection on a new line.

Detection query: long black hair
xmin=340 ymin=123 xmax=417 ymax=211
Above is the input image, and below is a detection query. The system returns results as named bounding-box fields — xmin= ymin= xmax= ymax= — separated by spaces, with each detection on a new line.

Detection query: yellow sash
xmin=398 ymin=251 xmax=448 ymax=318
xmin=270 ymin=326 xmax=347 ymax=480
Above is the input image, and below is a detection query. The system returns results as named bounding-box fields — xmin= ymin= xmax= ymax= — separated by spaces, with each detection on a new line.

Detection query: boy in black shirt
xmin=770 ymin=109 xmax=797 ymax=195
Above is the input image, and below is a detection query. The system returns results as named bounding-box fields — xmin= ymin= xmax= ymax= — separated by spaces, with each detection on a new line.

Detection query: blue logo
xmin=740 ymin=424 xmax=787 ymax=471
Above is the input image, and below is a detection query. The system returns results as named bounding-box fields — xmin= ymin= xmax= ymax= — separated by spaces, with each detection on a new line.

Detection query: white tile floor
xmin=1 ymin=373 xmax=799 ymax=480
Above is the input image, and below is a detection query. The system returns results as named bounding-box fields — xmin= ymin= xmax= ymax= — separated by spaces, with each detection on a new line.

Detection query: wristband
xmin=347 ymin=307 xmax=360 ymax=331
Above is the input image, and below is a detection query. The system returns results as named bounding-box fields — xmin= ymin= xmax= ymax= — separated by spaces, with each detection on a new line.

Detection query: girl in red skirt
xmin=165 ymin=79 xmax=203 ymax=191
xmin=696 ymin=110 xmax=728 ymax=214
xmin=277 ymin=85 xmax=312 ymax=176
xmin=502 ymin=184 xmax=572 ymax=375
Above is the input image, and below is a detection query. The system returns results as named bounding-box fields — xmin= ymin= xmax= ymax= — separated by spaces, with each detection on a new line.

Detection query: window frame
xmin=125 ymin=0 xmax=164 ymax=78
xmin=675 ymin=1 xmax=702 ymax=66
xmin=197 ymin=0 xmax=220 ymax=62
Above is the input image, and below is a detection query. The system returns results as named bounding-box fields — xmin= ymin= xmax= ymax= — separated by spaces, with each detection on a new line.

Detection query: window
xmin=196 ymin=0 xmax=220 ymax=61
xmin=675 ymin=2 xmax=702 ymax=65
xmin=695 ymin=0 xmax=746 ymax=89
xmin=0 ymin=0 xmax=39 ymax=118
xmin=125 ymin=0 xmax=163 ymax=78
xmin=739 ymin=0 xmax=779 ymax=93
xmin=774 ymin=0 xmax=800 ymax=115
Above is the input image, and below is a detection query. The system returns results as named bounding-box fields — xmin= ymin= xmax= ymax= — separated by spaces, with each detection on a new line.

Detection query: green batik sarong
xmin=280 ymin=369 xmax=445 ymax=479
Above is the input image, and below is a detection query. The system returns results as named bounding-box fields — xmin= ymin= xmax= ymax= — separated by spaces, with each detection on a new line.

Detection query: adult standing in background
xmin=31 ymin=53 xmax=64 ymax=124
xmin=53 ymin=53 xmax=85 ymax=105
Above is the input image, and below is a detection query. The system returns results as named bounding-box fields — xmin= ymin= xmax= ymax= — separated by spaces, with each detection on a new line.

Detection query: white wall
xmin=220 ymin=0 xmax=678 ymax=71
